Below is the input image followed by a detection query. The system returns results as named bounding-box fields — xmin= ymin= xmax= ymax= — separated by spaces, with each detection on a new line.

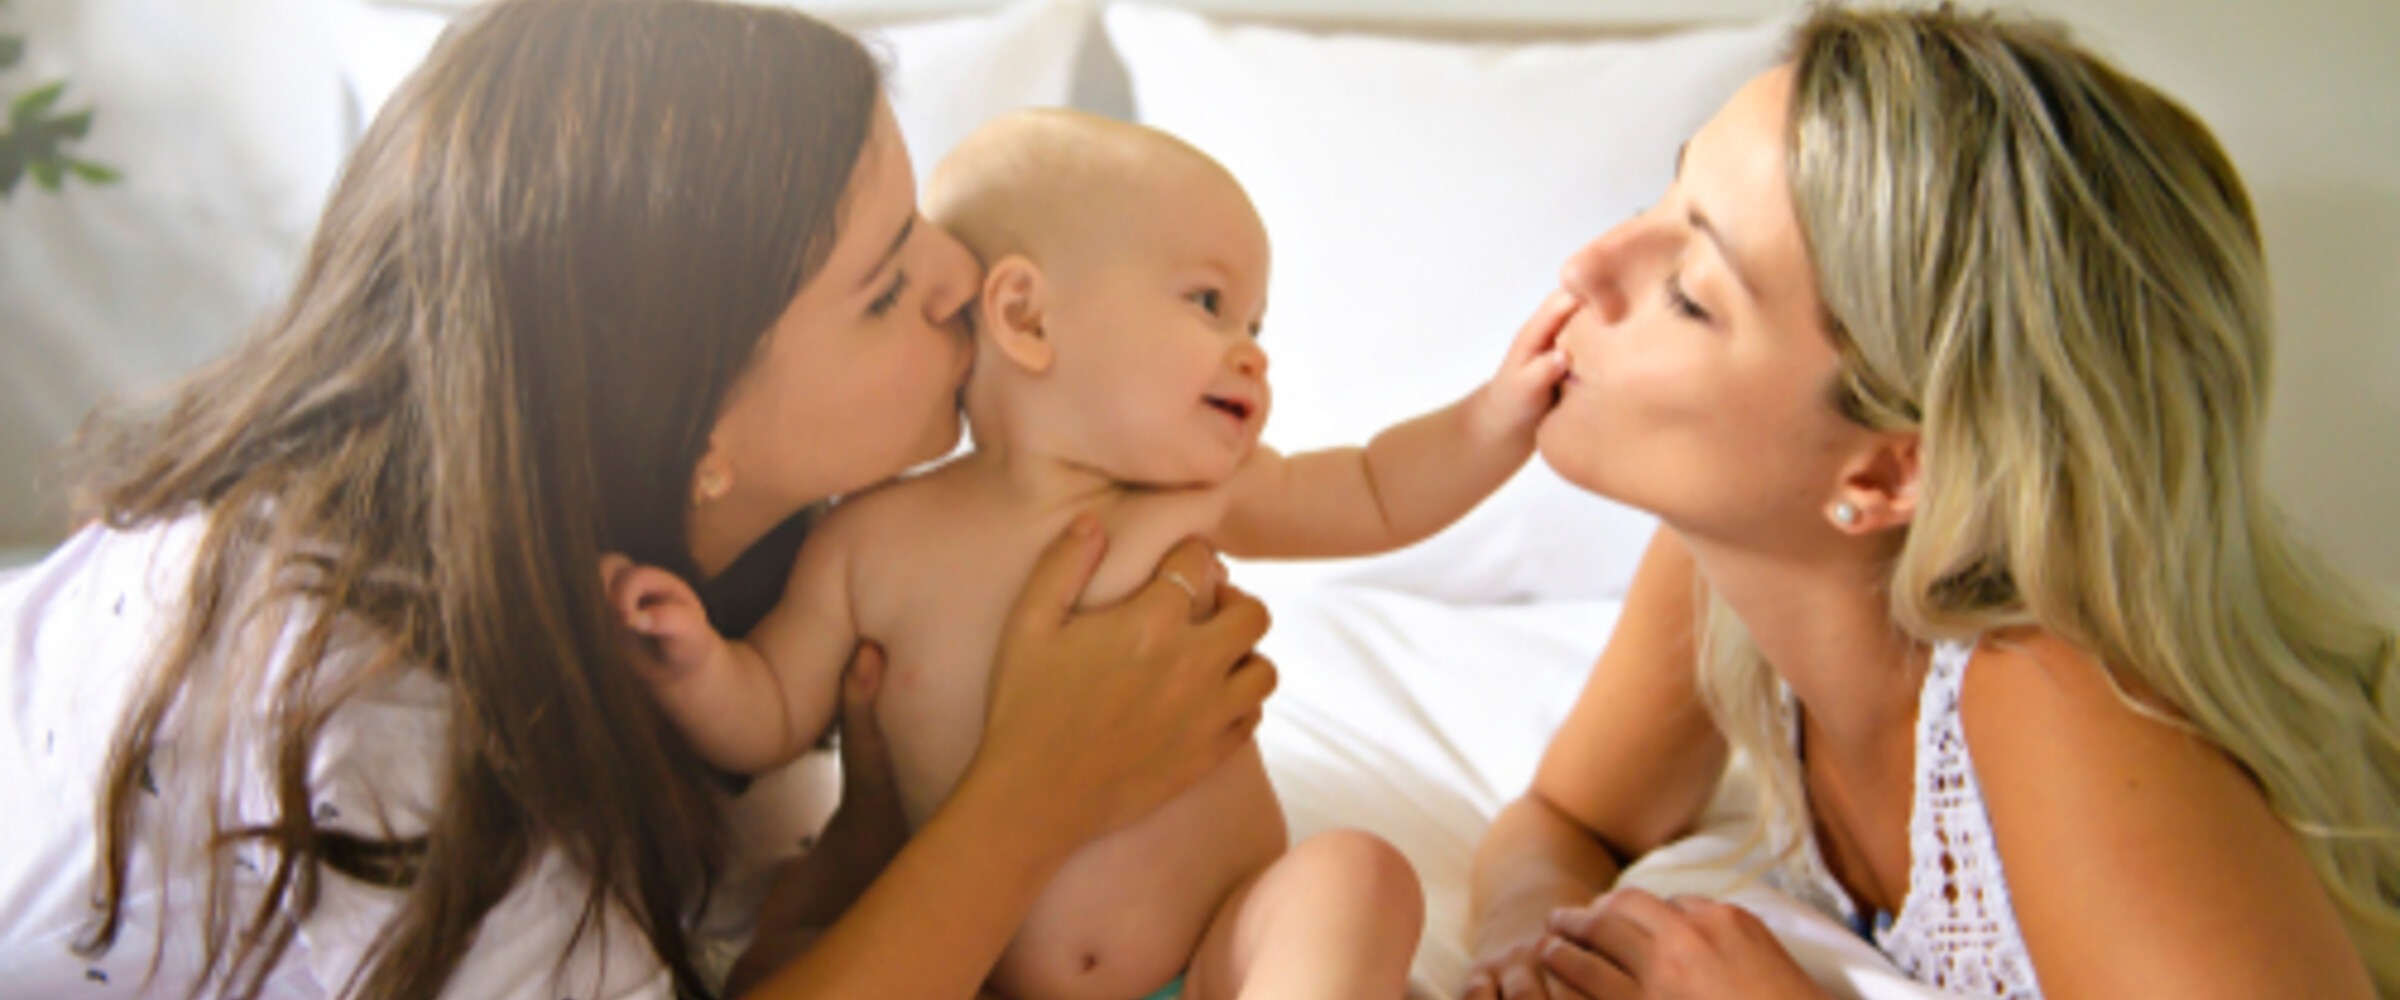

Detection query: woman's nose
xmin=1561 ymin=222 xmax=1637 ymax=326
xmin=920 ymin=223 xmax=981 ymax=325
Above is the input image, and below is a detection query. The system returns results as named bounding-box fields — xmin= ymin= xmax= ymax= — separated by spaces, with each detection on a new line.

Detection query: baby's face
xmin=1045 ymin=168 xmax=1272 ymax=487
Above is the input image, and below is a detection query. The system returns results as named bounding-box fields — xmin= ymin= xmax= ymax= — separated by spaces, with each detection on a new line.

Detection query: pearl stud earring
xmin=1832 ymin=502 xmax=1860 ymax=527
xmin=694 ymin=469 xmax=731 ymax=505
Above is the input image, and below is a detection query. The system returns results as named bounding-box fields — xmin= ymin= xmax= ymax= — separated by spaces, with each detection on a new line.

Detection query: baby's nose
xmin=1229 ymin=340 xmax=1268 ymax=379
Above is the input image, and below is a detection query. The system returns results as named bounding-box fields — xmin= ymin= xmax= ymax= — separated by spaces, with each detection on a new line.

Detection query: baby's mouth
xmin=1204 ymin=395 xmax=1254 ymax=422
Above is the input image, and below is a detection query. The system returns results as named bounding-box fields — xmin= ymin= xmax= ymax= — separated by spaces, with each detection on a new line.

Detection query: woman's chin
xmin=1537 ymin=421 xmax=1651 ymax=515
xmin=1534 ymin=416 xmax=1604 ymax=493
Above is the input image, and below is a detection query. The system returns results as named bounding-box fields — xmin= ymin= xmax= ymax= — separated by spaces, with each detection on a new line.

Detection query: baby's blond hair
xmin=927 ymin=108 xmax=1248 ymax=267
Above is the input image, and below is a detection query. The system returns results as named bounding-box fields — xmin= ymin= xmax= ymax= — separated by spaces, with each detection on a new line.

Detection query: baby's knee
xmin=1290 ymin=828 xmax=1424 ymax=923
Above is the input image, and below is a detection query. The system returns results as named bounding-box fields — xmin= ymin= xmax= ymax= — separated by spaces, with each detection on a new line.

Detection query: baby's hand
xmin=1475 ymin=290 xmax=1575 ymax=441
xmin=600 ymin=554 xmax=727 ymax=686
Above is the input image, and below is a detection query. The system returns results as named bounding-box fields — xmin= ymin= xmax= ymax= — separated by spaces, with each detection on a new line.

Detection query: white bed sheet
xmin=1236 ymin=569 xmax=1957 ymax=1000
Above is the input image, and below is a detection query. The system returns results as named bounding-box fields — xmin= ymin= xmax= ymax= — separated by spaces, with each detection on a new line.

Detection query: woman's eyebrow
xmin=854 ymin=215 xmax=915 ymax=292
xmin=1673 ymin=141 xmax=1760 ymax=299
xmin=1688 ymin=208 xmax=1757 ymax=298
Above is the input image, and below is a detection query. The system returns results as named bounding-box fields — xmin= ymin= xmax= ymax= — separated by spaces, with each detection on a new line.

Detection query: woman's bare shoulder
xmin=1959 ymin=627 xmax=2251 ymax=837
xmin=1959 ymin=628 xmax=2374 ymax=998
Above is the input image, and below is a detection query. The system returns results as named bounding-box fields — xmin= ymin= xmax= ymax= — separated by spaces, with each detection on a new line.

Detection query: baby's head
xmin=928 ymin=109 xmax=1270 ymax=488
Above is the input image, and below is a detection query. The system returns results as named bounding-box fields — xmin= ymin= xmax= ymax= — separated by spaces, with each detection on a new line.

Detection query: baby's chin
xmin=1117 ymin=444 xmax=1253 ymax=491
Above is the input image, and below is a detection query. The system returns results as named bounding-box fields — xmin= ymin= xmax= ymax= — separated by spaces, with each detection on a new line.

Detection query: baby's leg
xmin=1183 ymin=829 xmax=1424 ymax=1000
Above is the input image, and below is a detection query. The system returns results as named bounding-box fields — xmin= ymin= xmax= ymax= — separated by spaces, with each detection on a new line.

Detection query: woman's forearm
xmin=1471 ymin=793 xmax=1626 ymax=954
xmin=732 ymin=763 xmax=1082 ymax=1000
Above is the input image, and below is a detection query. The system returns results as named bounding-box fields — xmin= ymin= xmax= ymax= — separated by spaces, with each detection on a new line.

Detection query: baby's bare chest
xmin=845 ymin=489 xmax=1229 ymax=827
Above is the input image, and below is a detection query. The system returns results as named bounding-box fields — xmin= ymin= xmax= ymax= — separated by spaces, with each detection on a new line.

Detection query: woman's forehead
xmin=819 ymin=102 xmax=917 ymax=296
xmin=1682 ymin=66 xmax=1814 ymax=312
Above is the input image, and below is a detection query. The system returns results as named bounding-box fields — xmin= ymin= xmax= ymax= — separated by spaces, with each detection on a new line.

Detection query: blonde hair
xmin=1697 ymin=5 xmax=2400 ymax=988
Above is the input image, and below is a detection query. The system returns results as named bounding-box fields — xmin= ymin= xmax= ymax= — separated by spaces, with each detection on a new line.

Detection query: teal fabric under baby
xmin=1135 ymin=974 xmax=1185 ymax=1000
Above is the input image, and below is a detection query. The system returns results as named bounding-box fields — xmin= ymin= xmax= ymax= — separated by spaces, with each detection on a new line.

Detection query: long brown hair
xmin=67 ymin=1 xmax=879 ymax=996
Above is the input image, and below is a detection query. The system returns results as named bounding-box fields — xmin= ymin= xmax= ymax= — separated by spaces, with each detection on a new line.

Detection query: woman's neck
xmin=1680 ymin=531 xmax=1929 ymax=760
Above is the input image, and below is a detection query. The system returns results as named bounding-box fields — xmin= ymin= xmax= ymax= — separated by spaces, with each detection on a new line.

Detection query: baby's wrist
xmin=1467 ymin=381 xmax=1538 ymax=445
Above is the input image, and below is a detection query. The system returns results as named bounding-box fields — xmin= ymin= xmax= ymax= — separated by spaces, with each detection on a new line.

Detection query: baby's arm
xmin=604 ymin=529 xmax=861 ymax=775
xmin=1218 ymin=291 xmax=1573 ymax=559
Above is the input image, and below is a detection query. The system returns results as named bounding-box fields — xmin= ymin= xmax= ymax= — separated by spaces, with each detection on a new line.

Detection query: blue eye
xmin=868 ymin=272 xmax=909 ymax=318
xmin=1664 ymin=274 xmax=1711 ymax=323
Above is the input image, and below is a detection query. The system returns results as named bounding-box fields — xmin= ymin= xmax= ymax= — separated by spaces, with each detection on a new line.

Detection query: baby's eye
xmin=1188 ymin=288 xmax=1223 ymax=316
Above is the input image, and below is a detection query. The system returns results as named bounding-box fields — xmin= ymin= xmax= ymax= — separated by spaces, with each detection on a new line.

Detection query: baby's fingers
xmin=1508 ymin=289 xmax=1578 ymax=361
xmin=607 ymin=563 xmax=707 ymax=638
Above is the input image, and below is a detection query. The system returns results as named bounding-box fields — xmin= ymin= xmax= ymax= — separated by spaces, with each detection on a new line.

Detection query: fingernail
xmin=1069 ymin=515 xmax=1100 ymax=538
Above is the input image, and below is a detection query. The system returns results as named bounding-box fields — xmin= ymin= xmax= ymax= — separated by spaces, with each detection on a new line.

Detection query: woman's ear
xmin=1828 ymin=433 xmax=1920 ymax=533
xmin=982 ymin=255 xmax=1053 ymax=374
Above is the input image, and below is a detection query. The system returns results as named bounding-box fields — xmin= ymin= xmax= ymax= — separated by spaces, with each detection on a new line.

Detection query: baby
xmin=611 ymin=109 xmax=1570 ymax=1000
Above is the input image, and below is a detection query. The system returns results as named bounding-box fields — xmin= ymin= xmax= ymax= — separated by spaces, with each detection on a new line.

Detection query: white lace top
xmin=1767 ymin=639 xmax=2047 ymax=999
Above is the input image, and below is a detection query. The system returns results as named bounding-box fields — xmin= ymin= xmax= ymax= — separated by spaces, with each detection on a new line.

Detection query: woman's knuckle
xmin=1654 ymin=921 xmax=1704 ymax=962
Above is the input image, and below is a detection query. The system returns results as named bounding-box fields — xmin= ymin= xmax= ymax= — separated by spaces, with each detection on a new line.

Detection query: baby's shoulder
xmin=813 ymin=466 xmax=977 ymax=543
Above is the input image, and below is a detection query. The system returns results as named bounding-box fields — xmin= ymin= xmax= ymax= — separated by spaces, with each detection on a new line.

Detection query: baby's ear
xmin=983 ymin=255 xmax=1054 ymax=374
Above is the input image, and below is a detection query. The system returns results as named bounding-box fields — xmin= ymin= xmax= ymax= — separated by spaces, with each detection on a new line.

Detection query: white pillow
xmin=845 ymin=0 xmax=1089 ymax=175
xmin=329 ymin=0 xmax=1089 ymax=179
xmin=328 ymin=0 xmax=451 ymax=137
xmin=1104 ymin=5 xmax=1792 ymax=603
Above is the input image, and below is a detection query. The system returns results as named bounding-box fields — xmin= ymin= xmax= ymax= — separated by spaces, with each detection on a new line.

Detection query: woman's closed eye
xmin=867 ymin=271 xmax=910 ymax=318
xmin=1663 ymin=273 xmax=1712 ymax=324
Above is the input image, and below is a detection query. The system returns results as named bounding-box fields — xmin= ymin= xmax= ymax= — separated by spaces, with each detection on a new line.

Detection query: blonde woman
xmin=1467 ymin=6 xmax=2398 ymax=999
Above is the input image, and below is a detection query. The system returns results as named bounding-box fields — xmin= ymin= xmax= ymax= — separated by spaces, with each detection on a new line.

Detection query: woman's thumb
xmin=838 ymin=641 xmax=899 ymax=793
